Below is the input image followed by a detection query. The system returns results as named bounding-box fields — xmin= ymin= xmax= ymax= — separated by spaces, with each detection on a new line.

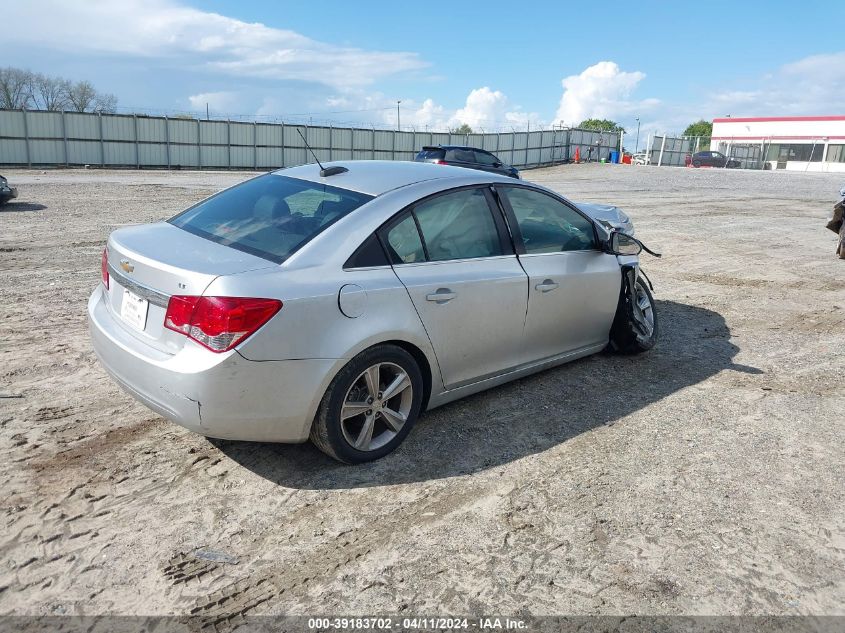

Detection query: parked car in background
xmin=415 ymin=145 xmax=520 ymax=179
xmin=89 ymin=161 xmax=657 ymax=464
xmin=0 ymin=175 xmax=18 ymax=206
xmin=690 ymin=151 xmax=741 ymax=168
xmin=632 ymin=152 xmax=648 ymax=165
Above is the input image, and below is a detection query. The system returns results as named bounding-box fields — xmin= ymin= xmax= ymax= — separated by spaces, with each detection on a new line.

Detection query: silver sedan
xmin=89 ymin=161 xmax=657 ymax=463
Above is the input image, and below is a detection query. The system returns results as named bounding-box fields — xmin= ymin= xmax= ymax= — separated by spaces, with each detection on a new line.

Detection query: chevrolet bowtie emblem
xmin=120 ymin=259 xmax=134 ymax=273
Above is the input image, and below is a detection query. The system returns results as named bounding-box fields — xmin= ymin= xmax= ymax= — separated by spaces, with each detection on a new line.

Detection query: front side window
xmin=414 ymin=188 xmax=503 ymax=261
xmin=502 ymin=187 xmax=597 ymax=253
xmin=169 ymin=174 xmax=372 ymax=263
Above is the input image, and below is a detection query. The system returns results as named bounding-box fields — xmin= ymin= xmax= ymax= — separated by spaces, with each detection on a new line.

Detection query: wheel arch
xmin=380 ymin=339 xmax=434 ymax=410
xmin=314 ymin=337 xmax=438 ymax=424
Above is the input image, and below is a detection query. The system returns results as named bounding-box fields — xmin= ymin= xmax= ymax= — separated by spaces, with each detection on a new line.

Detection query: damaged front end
xmin=605 ymin=230 xmax=661 ymax=353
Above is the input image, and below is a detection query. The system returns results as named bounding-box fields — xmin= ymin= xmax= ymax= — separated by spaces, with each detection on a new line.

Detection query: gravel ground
xmin=0 ymin=164 xmax=843 ymax=618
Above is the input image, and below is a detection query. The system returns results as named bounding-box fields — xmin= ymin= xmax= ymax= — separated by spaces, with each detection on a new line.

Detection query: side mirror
xmin=609 ymin=231 xmax=642 ymax=256
xmin=493 ymin=161 xmax=503 ymax=168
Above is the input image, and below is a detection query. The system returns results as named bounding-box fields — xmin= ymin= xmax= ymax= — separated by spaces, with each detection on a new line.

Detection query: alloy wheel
xmin=633 ymin=283 xmax=655 ymax=337
xmin=340 ymin=362 xmax=414 ymax=452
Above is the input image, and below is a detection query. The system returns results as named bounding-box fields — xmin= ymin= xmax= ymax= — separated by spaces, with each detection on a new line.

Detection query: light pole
xmin=635 ymin=117 xmax=641 ymax=154
xmin=397 ymin=100 xmax=401 ymax=130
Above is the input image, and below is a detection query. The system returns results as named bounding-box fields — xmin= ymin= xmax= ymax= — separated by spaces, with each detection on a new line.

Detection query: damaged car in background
xmin=89 ymin=160 xmax=660 ymax=464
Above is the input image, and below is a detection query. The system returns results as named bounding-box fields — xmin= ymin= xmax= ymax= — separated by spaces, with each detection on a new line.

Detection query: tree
xmin=577 ymin=118 xmax=624 ymax=133
xmin=94 ymin=92 xmax=118 ymax=114
xmin=683 ymin=120 xmax=712 ymax=138
xmin=30 ymin=73 xmax=70 ymax=111
xmin=0 ymin=67 xmax=33 ymax=109
xmin=66 ymin=80 xmax=98 ymax=112
xmin=450 ymin=123 xmax=473 ymax=134
xmin=0 ymin=67 xmax=118 ymax=113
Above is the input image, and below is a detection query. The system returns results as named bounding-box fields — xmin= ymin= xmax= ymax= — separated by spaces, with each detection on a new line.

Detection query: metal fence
xmin=552 ymin=126 xmax=621 ymax=163
xmin=644 ymin=134 xmax=764 ymax=169
xmin=0 ymin=109 xmax=619 ymax=170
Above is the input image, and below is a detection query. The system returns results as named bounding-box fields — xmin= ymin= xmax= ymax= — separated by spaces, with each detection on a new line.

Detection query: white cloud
xmin=637 ymin=51 xmax=845 ymax=138
xmin=553 ymin=61 xmax=658 ymax=126
xmin=448 ymin=87 xmax=540 ymax=131
xmin=187 ymin=91 xmax=240 ymax=113
xmin=5 ymin=0 xmax=427 ymax=90
xmin=326 ymin=87 xmax=541 ymax=132
xmin=708 ymin=51 xmax=845 ymax=117
xmin=402 ymin=99 xmax=448 ymax=129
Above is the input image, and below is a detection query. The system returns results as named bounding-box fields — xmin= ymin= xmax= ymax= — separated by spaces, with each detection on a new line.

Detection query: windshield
xmin=169 ymin=174 xmax=373 ymax=263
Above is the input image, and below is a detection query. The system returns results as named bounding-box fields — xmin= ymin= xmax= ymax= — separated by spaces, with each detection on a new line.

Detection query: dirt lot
xmin=1 ymin=164 xmax=843 ymax=618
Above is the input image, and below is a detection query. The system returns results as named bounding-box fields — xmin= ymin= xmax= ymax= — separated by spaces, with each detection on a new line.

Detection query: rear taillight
xmin=434 ymin=159 xmax=446 ymax=165
xmin=164 ymin=296 xmax=282 ymax=353
xmin=101 ymin=248 xmax=109 ymax=289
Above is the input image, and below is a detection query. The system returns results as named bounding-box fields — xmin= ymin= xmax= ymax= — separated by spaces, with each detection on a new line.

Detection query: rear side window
xmin=416 ymin=148 xmax=445 ymax=160
xmin=445 ymin=148 xmax=475 ymax=163
xmin=385 ymin=214 xmax=426 ymax=264
xmin=169 ymin=174 xmax=373 ymax=263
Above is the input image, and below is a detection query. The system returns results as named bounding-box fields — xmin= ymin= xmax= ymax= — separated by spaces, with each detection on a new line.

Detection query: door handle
xmin=535 ymin=279 xmax=559 ymax=292
xmin=426 ymin=288 xmax=456 ymax=303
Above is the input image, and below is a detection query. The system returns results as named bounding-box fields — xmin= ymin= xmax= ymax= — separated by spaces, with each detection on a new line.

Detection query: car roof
xmin=273 ymin=159 xmax=510 ymax=196
xmin=421 ymin=145 xmax=486 ymax=151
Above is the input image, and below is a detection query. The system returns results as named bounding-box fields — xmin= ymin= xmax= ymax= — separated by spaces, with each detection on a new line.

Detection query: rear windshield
xmin=416 ymin=148 xmax=445 ymax=160
xmin=169 ymin=174 xmax=373 ymax=263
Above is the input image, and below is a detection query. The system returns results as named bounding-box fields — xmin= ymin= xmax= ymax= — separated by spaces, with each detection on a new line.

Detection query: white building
xmin=711 ymin=115 xmax=845 ymax=172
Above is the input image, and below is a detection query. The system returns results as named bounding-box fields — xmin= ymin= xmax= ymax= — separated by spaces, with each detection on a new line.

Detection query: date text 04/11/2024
xmin=404 ymin=619 xmax=527 ymax=630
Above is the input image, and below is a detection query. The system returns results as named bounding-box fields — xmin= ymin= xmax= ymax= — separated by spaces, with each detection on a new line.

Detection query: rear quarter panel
xmin=207 ymin=265 xmax=443 ymax=389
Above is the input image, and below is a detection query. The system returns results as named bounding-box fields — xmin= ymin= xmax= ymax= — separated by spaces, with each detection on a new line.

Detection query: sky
xmin=4 ymin=0 xmax=845 ymax=141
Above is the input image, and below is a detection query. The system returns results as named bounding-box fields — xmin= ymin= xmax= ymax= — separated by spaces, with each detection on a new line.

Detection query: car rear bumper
xmin=88 ymin=285 xmax=342 ymax=443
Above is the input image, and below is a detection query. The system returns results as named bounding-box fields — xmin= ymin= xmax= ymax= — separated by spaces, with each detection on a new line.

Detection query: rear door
xmin=497 ymin=185 xmax=620 ymax=363
xmin=380 ymin=186 xmax=528 ymax=389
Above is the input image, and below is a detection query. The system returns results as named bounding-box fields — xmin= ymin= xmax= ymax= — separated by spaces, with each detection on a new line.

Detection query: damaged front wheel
xmin=609 ymin=273 xmax=658 ymax=354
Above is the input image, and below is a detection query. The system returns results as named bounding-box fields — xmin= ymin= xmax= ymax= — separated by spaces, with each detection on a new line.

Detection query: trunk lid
xmin=104 ymin=222 xmax=276 ymax=354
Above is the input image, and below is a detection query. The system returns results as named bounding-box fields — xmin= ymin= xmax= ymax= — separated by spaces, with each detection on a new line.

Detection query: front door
xmin=498 ymin=186 xmax=621 ymax=363
xmin=381 ymin=187 xmax=528 ymax=389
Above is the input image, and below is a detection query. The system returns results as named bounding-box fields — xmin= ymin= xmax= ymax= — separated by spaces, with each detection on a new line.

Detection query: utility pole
xmin=206 ymin=103 xmax=209 ymax=121
xmin=635 ymin=117 xmax=641 ymax=154
xmin=396 ymin=100 xmax=401 ymax=130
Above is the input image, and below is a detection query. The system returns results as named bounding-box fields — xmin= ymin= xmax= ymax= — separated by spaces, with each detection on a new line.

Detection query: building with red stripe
xmin=711 ymin=116 xmax=845 ymax=172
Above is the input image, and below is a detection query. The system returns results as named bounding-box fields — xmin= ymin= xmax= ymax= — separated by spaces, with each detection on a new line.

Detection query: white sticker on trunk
xmin=121 ymin=288 xmax=149 ymax=331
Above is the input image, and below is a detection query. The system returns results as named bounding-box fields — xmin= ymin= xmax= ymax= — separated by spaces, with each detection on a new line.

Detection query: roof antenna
xmin=297 ymin=128 xmax=347 ymax=177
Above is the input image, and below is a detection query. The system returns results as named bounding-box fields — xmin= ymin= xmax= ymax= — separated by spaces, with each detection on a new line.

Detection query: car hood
xmin=575 ymin=202 xmax=635 ymax=236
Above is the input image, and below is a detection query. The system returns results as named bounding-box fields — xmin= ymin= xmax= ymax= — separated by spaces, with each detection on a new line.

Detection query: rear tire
xmin=310 ymin=344 xmax=423 ymax=464
xmin=609 ymin=276 xmax=658 ymax=354
xmin=692 ymin=159 xmax=701 ymax=168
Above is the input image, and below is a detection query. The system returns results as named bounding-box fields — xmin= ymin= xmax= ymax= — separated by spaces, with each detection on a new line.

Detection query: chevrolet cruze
xmin=89 ymin=160 xmax=657 ymax=463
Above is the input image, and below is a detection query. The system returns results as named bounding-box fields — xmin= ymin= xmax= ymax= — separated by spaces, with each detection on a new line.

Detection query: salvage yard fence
xmin=645 ymin=134 xmax=764 ymax=169
xmin=0 ymin=109 xmax=619 ymax=171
